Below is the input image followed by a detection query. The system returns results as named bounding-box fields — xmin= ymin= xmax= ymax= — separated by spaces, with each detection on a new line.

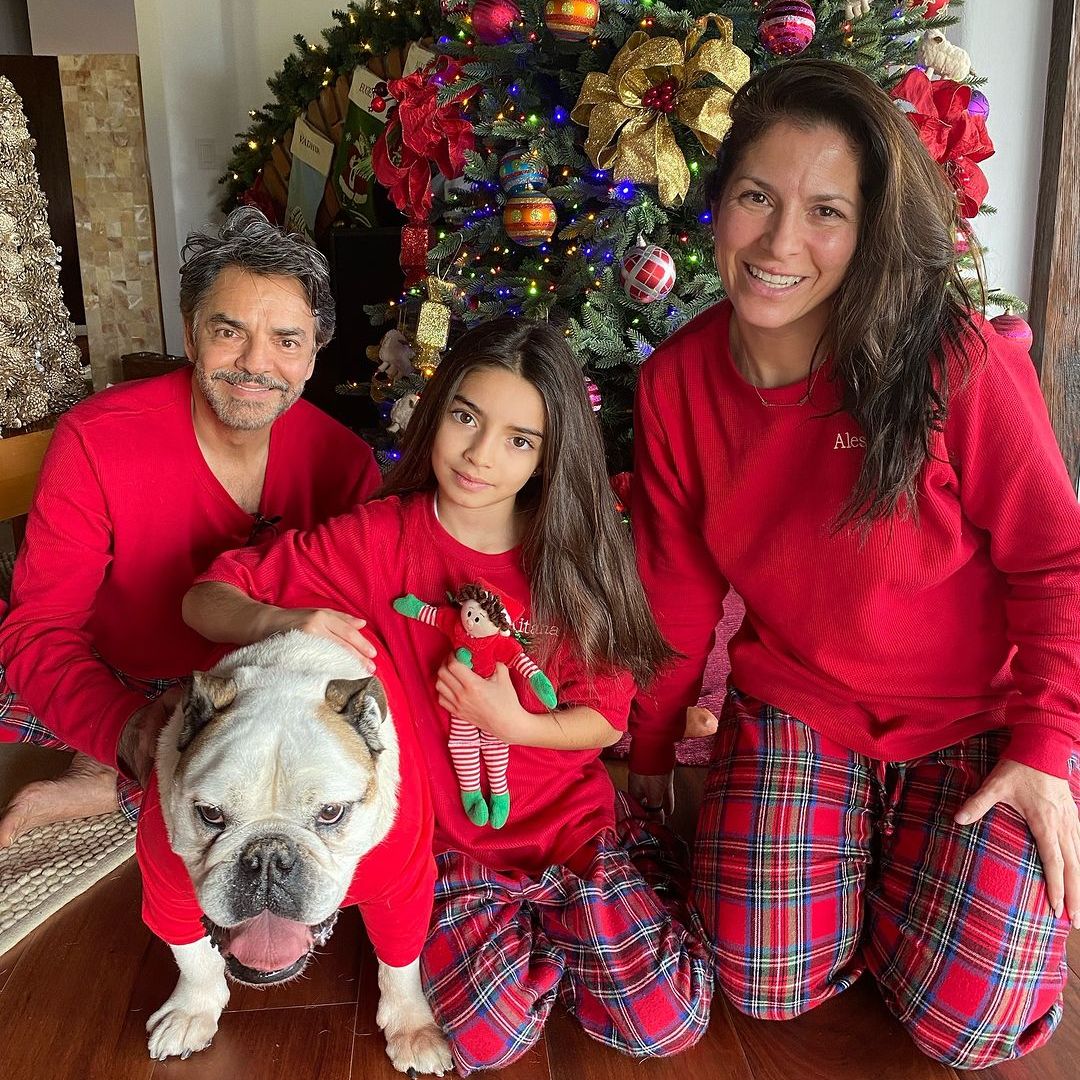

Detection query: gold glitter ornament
xmin=414 ymin=275 xmax=454 ymax=376
xmin=571 ymin=15 xmax=750 ymax=207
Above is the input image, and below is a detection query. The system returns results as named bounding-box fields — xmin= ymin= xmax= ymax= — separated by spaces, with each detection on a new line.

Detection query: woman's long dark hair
xmin=709 ymin=59 xmax=986 ymax=527
xmin=378 ymin=317 xmax=674 ymax=685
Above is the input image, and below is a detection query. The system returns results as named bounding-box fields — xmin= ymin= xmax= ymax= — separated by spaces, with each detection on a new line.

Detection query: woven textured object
xmin=0 ymin=811 xmax=135 ymax=955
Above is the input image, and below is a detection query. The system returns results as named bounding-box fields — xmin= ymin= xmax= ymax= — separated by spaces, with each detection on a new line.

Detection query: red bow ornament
xmin=372 ymin=59 xmax=476 ymax=284
xmin=890 ymin=68 xmax=994 ymax=218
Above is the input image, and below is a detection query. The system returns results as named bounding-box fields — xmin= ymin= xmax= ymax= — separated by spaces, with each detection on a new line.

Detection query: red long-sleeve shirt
xmin=198 ymin=494 xmax=635 ymax=875
xmin=630 ymin=301 xmax=1080 ymax=779
xmin=0 ymin=368 xmax=380 ymax=769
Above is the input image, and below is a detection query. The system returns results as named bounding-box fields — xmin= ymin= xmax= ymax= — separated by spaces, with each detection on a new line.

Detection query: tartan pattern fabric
xmin=694 ymin=687 xmax=1079 ymax=1069
xmin=0 ymin=662 xmax=179 ymax=821
xmin=421 ymin=793 xmax=714 ymax=1076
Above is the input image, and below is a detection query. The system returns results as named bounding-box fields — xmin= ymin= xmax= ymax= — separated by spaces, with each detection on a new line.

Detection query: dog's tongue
xmin=226 ymin=911 xmax=313 ymax=973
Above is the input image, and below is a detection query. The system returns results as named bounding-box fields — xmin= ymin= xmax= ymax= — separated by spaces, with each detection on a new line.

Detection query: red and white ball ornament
xmin=621 ymin=244 xmax=676 ymax=304
xmin=543 ymin=0 xmax=600 ymax=42
xmin=503 ymin=192 xmax=558 ymax=246
xmin=915 ymin=0 xmax=949 ymax=17
xmin=471 ymin=0 xmax=521 ymax=45
xmin=758 ymin=0 xmax=817 ymax=57
xmin=990 ymin=313 xmax=1033 ymax=351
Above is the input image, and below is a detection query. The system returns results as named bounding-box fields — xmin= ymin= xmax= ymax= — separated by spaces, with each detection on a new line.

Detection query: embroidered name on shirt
xmin=834 ymin=432 xmax=867 ymax=450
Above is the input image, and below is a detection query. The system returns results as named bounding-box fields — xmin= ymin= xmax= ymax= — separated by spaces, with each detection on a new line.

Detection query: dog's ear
xmin=325 ymin=677 xmax=387 ymax=758
xmin=177 ymin=672 xmax=237 ymax=752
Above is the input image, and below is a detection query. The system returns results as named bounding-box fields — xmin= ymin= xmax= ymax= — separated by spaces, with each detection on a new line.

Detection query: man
xmin=0 ymin=207 xmax=380 ymax=845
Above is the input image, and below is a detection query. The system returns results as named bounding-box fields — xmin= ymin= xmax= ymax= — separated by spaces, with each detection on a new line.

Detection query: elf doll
xmin=394 ymin=581 xmax=557 ymax=829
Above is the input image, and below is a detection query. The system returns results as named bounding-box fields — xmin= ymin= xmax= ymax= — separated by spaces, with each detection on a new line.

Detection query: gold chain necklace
xmin=732 ymin=324 xmax=825 ymax=408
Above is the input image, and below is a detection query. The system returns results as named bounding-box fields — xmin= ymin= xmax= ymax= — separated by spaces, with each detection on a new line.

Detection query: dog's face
xmin=157 ymin=638 xmax=397 ymax=985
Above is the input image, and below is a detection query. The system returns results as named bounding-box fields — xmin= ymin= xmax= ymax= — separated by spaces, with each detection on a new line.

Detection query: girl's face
xmin=432 ymin=365 xmax=546 ymax=525
xmin=712 ymin=120 xmax=862 ymax=344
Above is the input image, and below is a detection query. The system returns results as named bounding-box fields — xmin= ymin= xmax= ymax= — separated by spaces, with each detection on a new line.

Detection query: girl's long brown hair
xmin=708 ymin=59 xmax=986 ymax=527
xmin=378 ymin=317 xmax=674 ymax=685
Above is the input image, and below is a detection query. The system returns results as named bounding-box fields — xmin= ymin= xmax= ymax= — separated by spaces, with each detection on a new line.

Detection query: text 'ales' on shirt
xmin=197 ymin=492 xmax=636 ymax=875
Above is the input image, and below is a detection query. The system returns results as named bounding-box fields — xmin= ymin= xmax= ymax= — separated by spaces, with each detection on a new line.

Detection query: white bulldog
xmin=142 ymin=631 xmax=452 ymax=1075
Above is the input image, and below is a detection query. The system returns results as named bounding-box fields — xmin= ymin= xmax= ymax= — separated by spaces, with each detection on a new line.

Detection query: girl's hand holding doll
xmin=435 ymin=657 xmax=534 ymax=745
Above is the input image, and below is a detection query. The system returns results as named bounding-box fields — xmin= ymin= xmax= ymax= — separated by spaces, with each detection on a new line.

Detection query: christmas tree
xmin=222 ymin=1 xmax=1019 ymax=469
xmin=0 ymin=77 xmax=86 ymax=436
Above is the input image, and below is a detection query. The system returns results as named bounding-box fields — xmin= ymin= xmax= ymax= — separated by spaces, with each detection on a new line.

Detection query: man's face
xmin=187 ymin=266 xmax=319 ymax=432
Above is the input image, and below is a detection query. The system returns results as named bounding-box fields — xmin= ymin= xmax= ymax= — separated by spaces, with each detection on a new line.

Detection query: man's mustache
xmin=211 ymin=370 xmax=289 ymax=392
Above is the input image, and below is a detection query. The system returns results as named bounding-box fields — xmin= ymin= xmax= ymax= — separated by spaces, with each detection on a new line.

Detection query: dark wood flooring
xmin=1 ymin=767 xmax=1077 ymax=1079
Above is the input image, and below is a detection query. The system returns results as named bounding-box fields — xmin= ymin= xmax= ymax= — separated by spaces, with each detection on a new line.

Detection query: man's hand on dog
xmin=260 ymin=607 xmax=377 ymax=667
xmin=119 ymin=685 xmax=186 ymax=787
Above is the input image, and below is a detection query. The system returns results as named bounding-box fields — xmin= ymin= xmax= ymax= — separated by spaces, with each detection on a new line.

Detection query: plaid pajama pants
xmin=0 ymin=662 xmax=179 ymax=821
xmin=693 ymin=686 xmax=1080 ymax=1070
xmin=421 ymin=793 xmax=714 ymax=1076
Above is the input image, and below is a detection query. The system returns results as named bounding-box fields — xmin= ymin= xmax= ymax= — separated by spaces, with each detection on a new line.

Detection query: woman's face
xmin=712 ymin=120 xmax=863 ymax=342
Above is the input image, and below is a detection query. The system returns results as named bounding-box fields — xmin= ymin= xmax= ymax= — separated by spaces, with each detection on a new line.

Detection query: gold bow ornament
xmin=570 ymin=16 xmax=750 ymax=207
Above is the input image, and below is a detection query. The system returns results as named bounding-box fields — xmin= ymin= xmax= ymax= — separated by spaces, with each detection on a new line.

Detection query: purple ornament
xmin=471 ymin=0 xmax=521 ymax=45
xmin=968 ymin=89 xmax=990 ymax=120
xmin=758 ymin=0 xmax=816 ymax=57
xmin=990 ymin=313 xmax=1033 ymax=351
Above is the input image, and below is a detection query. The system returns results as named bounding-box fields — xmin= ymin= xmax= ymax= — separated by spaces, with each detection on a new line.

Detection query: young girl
xmin=183 ymin=317 xmax=713 ymax=1074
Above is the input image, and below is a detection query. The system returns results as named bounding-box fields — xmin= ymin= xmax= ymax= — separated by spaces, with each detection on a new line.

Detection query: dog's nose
xmin=238 ymin=835 xmax=298 ymax=886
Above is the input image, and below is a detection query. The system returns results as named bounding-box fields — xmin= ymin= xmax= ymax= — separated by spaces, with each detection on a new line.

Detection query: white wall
xmin=134 ymin=0 xmax=340 ymax=351
xmin=27 ymin=0 xmax=137 ymax=54
xmin=952 ymin=1 xmax=1051 ymax=307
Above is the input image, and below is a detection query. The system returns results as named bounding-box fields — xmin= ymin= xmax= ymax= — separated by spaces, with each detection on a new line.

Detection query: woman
xmin=628 ymin=59 xmax=1080 ymax=1069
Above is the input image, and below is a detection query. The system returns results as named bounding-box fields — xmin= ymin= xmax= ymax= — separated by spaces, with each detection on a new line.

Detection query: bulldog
xmin=139 ymin=630 xmax=452 ymax=1075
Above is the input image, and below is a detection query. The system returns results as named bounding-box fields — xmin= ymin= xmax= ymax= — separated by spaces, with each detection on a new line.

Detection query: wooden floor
xmin=1 ymin=768 xmax=1078 ymax=1080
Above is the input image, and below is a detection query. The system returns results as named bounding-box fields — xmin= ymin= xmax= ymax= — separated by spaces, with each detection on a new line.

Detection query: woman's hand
xmin=261 ymin=607 xmax=376 ymax=667
xmin=956 ymin=758 xmax=1080 ymax=927
xmin=436 ymin=659 xmax=530 ymax=744
xmin=628 ymin=770 xmax=675 ymax=818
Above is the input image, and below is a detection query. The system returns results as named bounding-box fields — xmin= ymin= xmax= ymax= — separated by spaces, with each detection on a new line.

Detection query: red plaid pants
xmin=693 ymin=687 xmax=1079 ymax=1070
xmin=421 ymin=794 xmax=714 ymax=1076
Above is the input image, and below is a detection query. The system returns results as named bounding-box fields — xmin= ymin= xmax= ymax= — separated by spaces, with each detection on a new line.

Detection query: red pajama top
xmin=198 ymin=494 xmax=635 ymax=875
xmin=630 ymin=301 xmax=1080 ymax=779
xmin=136 ymin=646 xmax=437 ymax=966
xmin=0 ymin=368 xmax=380 ymax=769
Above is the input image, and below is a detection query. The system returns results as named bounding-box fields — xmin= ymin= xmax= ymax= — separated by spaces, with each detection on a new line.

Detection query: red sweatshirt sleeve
xmin=0 ymin=418 xmax=146 ymax=768
xmin=629 ymin=361 xmax=729 ymax=773
xmin=945 ymin=331 xmax=1080 ymax=777
xmin=197 ymin=511 xmax=376 ymax=619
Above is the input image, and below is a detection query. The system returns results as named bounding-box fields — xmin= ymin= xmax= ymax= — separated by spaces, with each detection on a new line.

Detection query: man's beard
xmin=193 ymin=362 xmax=302 ymax=431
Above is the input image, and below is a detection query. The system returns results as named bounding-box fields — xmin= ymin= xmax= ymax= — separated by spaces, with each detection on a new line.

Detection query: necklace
xmin=731 ymin=324 xmax=825 ymax=408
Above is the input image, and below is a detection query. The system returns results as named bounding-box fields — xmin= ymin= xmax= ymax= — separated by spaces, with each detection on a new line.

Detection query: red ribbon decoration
xmin=890 ymin=69 xmax=994 ymax=219
xmin=372 ymin=59 xmax=476 ymax=285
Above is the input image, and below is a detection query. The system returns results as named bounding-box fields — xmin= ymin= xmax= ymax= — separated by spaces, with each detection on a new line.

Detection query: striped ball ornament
xmin=503 ymin=192 xmax=558 ymax=246
xmin=543 ymin=0 xmax=599 ymax=42
xmin=621 ymin=244 xmax=676 ymax=304
xmin=758 ymin=0 xmax=816 ymax=57
xmin=499 ymin=149 xmax=549 ymax=195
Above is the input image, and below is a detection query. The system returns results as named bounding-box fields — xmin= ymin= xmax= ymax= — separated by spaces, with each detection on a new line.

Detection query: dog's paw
xmin=385 ymin=1023 xmax=454 ymax=1076
xmin=146 ymin=1002 xmax=220 ymax=1061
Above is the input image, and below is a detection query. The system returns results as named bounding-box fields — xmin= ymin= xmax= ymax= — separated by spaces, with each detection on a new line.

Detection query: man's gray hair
xmin=179 ymin=206 xmax=336 ymax=348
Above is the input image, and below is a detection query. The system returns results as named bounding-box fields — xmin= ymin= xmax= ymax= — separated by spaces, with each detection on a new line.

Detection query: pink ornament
xmin=621 ymin=244 xmax=676 ymax=304
xmin=968 ymin=89 xmax=990 ymax=120
xmin=990 ymin=313 xmax=1033 ymax=351
xmin=758 ymin=0 xmax=816 ymax=57
xmin=471 ymin=0 xmax=521 ymax=45
xmin=585 ymin=378 xmax=602 ymax=413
